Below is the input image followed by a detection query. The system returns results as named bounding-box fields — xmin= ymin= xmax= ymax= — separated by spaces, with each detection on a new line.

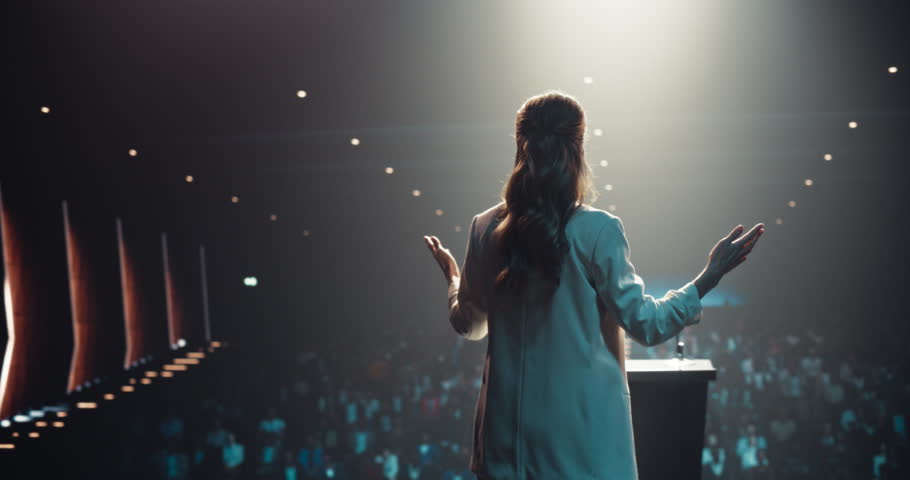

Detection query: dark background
xmin=3 ymin=0 xmax=909 ymax=367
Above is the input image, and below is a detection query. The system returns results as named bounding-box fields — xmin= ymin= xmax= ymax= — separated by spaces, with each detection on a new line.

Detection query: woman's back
xmin=465 ymin=202 xmax=703 ymax=480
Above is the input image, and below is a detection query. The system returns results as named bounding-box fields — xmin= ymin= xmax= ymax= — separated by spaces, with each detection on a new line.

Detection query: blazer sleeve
xmin=589 ymin=214 xmax=703 ymax=346
xmin=447 ymin=215 xmax=489 ymax=341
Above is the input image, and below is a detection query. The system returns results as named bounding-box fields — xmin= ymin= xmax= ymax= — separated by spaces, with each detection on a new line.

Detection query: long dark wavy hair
xmin=492 ymin=90 xmax=598 ymax=298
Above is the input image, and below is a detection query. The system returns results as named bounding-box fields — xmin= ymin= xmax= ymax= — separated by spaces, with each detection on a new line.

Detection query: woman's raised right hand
xmin=703 ymin=223 xmax=764 ymax=282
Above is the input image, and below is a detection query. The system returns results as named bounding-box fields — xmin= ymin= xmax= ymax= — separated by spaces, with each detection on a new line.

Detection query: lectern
xmin=627 ymin=359 xmax=717 ymax=480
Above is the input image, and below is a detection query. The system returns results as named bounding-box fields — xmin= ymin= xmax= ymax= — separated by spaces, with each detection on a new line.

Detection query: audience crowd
xmin=115 ymin=308 xmax=908 ymax=480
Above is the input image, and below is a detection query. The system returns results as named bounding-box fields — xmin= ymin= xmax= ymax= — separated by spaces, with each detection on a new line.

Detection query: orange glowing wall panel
xmin=116 ymin=219 xmax=168 ymax=367
xmin=161 ymin=234 xmax=204 ymax=347
xmin=0 ymin=183 xmax=73 ymax=419
xmin=62 ymin=201 xmax=125 ymax=392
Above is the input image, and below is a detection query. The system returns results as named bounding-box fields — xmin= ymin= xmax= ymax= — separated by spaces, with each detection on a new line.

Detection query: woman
xmin=424 ymin=90 xmax=763 ymax=479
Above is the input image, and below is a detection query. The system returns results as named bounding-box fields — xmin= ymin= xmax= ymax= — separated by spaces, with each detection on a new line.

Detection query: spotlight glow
xmin=788 ymin=200 xmax=796 ymax=208
xmin=593 ymin=128 xmax=603 ymax=136
xmin=269 ymin=214 xmax=278 ymax=221
xmin=823 ymin=154 xmax=833 ymax=161
xmin=435 ymin=209 xmax=444 ymax=216
xmin=185 ymin=175 xmax=194 ymax=183
xmin=848 ymin=121 xmax=858 ymax=129
xmin=40 ymin=106 xmax=50 ymax=114
xmin=128 ymin=149 xmax=138 ymax=157
xmin=412 ymin=189 xmax=421 ymax=197
xmin=604 ymin=184 xmax=613 ymax=191
xmin=888 ymin=66 xmax=898 ymax=74
xmin=804 ymin=179 xmax=813 ymax=186
xmin=231 ymin=195 xmax=239 ymax=204
xmin=296 ymin=90 xmax=307 ymax=98
xmin=243 ymin=276 xmax=258 ymax=287
xmin=385 ymin=167 xmax=394 ymax=174
xmin=351 ymin=138 xmax=360 ymax=146
xmin=583 ymin=76 xmax=593 ymax=84
xmin=599 ymin=160 xmax=608 ymax=167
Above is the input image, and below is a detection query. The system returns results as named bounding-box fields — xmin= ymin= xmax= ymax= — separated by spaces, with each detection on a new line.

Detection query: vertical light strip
xmin=199 ymin=244 xmax=211 ymax=342
xmin=0 ymin=183 xmax=16 ymax=417
xmin=161 ymin=233 xmax=176 ymax=348
xmin=61 ymin=201 xmax=81 ymax=392
xmin=115 ymin=218 xmax=134 ymax=369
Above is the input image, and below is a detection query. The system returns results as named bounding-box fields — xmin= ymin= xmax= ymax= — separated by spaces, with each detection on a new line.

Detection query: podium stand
xmin=626 ymin=359 xmax=717 ymax=480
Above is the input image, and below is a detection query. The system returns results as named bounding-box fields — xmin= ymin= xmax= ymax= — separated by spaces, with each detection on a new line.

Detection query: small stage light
xmin=175 ymin=358 xmax=199 ymax=365
xmin=76 ymin=402 xmax=97 ymax=409
xmin=56 ymin=412 xmax=67 ymax=418
xmin=848 ymin=121 xmax=858 ymax=129
xmin=122 ymin=385 xmax=135 ymax=392
xmin=27 ymin=432 xmax=39 ymax=438
xmin=804 ymin=179 xmax=813 ymax=186
xmin=0 ymin=420 xmax=10 ymax=427
xmin=103 ymin=394 xmax=115 ymax=400
xmin=412 ymin=189 xmax=421 ymax=197
xmin=351 ymin=138 xmax=360 ymax=146
xmin=185 ymin=175 xmax=194 ymax=183
xmin=297 ymin=90 xmax=307 ymax=98
xmin=12 ymin=415 xmax=30 ymax=423
xmin=145 ymin=371 xmax=158 ymax=377
xmin=35 ymin=422 xmax=47 ymax=428
xmin=128 ymin=149 xmax=138 ymax=157
xmin=0 ymin=444 xmax=14 ymax=449
xmin=593 ymin=128 xmax=603 ymax=136
xmin=888 ymin=66 xmax=898 ymax=74
xmin=177 ymin=338 xmax=186 ymax=348
xmin=435 ymin=209 xmax=444 ymax=216
xmin=140 ymin=378 xmax=152 ymax=385
xmin=187 ymin=352 xmax=205 ymax=359
xmin=269 ymin=213 xmax=278 ymax=221
xmin=788 ymin=200 xmax=796 ymax=208
xmin=599 ymin=160 xmax=608 ymax=167
xmin=231 ymin=195 xmax=239 ymax=204
xmin=52 ymin=422 xmax=64 ymax=428
xmin=161 ymin=371 xmax=174 ymax=378
xmin=40 ymin=106 xmax=50 ymax=114
xmin=385 ymin=167 xmax=394 ymax=174
xmin=164 ymin=364 xmax=188 ymax=371
xmin=823 ymin=153 xmax=832 ymax=161
xmin=243 ymin=276 xmax=258 ymax=287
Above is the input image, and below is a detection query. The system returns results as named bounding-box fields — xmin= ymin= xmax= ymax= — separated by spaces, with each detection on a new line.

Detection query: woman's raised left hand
xmin=423 ymin=235 xmax=460 ymax=285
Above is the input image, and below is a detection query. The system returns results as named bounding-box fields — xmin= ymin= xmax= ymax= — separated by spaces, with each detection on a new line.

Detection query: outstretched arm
xmin=446 ymin=215 xmax=488 ymax=341
xmin=589 ymin=214 xmax=703 ymax=347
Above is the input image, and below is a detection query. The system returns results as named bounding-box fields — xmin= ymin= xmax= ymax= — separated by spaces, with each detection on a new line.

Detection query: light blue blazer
xmin=447 ymin=202 xmax=703 ymax=479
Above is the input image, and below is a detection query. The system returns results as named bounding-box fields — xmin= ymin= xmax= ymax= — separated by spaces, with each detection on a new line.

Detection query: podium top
xmin=626 ymin=358 xmax=717 ymax=382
